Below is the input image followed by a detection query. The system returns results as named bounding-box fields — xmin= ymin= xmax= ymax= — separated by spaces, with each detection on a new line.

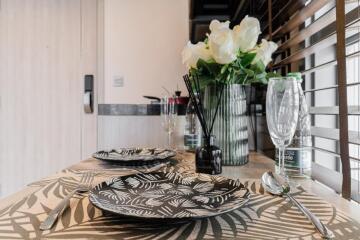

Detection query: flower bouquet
xmin=182 ymin=16 xmax=278 ymax=166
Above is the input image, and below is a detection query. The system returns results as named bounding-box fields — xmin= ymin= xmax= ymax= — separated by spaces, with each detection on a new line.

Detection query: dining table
xmin=0 ymin=151 xmax=360 ymax=239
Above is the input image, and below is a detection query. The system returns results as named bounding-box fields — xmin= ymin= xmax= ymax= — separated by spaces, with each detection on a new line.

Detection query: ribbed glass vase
xmin=204 ymin=84 xmax=249 ymax=166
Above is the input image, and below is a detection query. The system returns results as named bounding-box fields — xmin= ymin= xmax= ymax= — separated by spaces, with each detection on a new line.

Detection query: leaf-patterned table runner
xmin=0 ymin=153 xmax=359 ymax=239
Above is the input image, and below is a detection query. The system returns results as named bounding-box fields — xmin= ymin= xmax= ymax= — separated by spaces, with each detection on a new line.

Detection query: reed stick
xmin=183 ymin=74 xmax=225 ymax=145
xmin=183 ymin=75 xmax=209 ymax=139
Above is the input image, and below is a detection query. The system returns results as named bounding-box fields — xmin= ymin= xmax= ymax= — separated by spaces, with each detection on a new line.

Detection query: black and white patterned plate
xmin=89 ymin=170 xmax=250 ymax=219
xmin=92 ymin=148 xmax=176 ymax=163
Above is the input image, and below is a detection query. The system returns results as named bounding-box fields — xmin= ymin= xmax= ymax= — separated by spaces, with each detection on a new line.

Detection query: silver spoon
xmin=261 ymin=171 xmax=335 ymax=239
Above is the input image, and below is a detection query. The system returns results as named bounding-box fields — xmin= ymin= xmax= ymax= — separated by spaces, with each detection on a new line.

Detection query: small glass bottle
xmin=184 ymin=97 xmax=201 ymax=151
xmin=195 ymin=136 xmax=222 ymax=175
xmin=275 ymin=72 xmax=312 ymax=177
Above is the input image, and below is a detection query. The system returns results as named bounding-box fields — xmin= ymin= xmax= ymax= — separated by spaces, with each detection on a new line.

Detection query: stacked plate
xmin=92 ymin=148 xmax=176 ymax=164
xmin=90 ymin=147 xmax=250 ymax=220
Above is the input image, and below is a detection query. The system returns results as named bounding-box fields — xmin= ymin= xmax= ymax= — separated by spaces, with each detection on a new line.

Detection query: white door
xmin=0 ymin=0 xmax=97 ymax=197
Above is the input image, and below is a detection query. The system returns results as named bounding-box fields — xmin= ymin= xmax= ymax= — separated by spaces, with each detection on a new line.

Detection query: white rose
xmin=209 ymin=19 xmax=230 ymax=32
xmin=233 ymin=16 xmax=261 ymax=52
xmin=181 ymin=41 xmax=211 ymax=69
xmin=208 ymin=20 xmax=236 ymax=64
xmin=253 ymin=39 xmax=278 ymax=66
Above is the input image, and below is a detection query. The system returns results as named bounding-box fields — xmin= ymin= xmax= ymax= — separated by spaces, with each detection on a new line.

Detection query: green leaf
xmin=254 ymin=72 xmax=267 ymax=84
xmin=243 ymin=68 xmax=254 ymax=77
xmin=196 ymin=59 xmax=221 ymax=77
xmin=251 ymin=60 xmax=266 ymax=73
xmin=240 ymin=53 xmax=256 ymax=67
xmin=198 ymin=75 xmax=216 ymax=89
xmin=220 ymin=64 xmax=229 ymax=74
xmin=266 ymin=71 xmax=281 ymax=80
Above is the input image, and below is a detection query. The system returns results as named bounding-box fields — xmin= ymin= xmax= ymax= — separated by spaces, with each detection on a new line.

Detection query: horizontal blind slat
xmin=273 ymin=5 xmax=360 ymax=68
xmin=301 ymin=49 xmax=360 ymax=75
xmin=271 ymin=0 xmax=334 ymax=38
xmin=312 ymin=162 xmax=342 ymax=193
xmin=309 ymin=106 xmax=360 ymax=115
xmin=311 ymin=127 xmax=360 ymax=144
xmin=312 ymin=162 xmax=360 ymax=201
xmin=278 ymin=7 xmax=336 ymax=52
xmin=312 ymin=146 xmax=360 ymax=161
xmin=304 ymin=82 xmax=360 ymax=92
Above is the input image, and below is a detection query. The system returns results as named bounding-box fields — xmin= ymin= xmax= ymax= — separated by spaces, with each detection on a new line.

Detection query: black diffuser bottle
xmin=183 ymin=74 xmax=224 ymax=176
xmin=195 ymin=136 xmax=222 ymax=175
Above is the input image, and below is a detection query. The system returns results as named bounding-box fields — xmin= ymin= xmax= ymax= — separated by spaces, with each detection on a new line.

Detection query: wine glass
xmin=266 ymin=77 xmax=300 ymax=179
xmin=160 ymin=96 xmax=177 ymax=148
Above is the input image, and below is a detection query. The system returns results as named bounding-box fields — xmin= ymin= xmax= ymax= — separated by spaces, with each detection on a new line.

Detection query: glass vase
xmin=204 ymin=84 xmax=249 ymax=166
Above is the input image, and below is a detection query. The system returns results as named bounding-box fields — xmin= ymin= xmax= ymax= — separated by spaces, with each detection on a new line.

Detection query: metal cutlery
xmin=40 ymin=171 xmax=95 ymax=231
xmin=261 ymin=171 xmax=335 ymax=239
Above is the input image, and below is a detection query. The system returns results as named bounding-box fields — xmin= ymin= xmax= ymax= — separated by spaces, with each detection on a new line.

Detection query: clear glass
xmin=274 ymin=80 xmax=312 ymax=177
xmin=161 ymin=96 xmax=177 ymax=149
xmin=266 ymin=77 xmax=300 ymax=179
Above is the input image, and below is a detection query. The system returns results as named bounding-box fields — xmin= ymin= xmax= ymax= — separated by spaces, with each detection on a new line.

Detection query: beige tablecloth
xmin=0 ymin=152 xmax=359 ymax=239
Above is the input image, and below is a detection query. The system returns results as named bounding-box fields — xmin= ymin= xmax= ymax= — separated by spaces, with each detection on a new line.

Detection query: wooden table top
xmin=0 ymin=151 xmax=359 ymax=239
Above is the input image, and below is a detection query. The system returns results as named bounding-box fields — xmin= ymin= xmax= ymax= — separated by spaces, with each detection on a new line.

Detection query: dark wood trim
xmin=267 ymin=0 xmax=272 ymax=40
xmin=336 ymin=0 xmax=351 ymax=200
xmin=263 ymin=0 xmax=306 ymax=36
xmin=273 ymin=33 xmax=337 ymax=67
xmin=274 ymin=5 xmax=360 ymax=68
xmin=278 ymin=7 xmax=336 ymax=51
xmin=271 ymin=0 xmax=333 ymax=38
xmin=231 ymin=0 xmax=247 ymax=22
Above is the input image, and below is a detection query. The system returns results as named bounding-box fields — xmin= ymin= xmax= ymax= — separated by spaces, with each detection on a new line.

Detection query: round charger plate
xmin=89 ymin=170 xmax=250 ymax=219
xmin=92 ymin=148 xmax=176 ymax=163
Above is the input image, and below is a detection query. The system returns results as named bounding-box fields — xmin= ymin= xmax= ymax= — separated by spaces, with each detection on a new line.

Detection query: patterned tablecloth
xmin=0 ymin=152 xmax=359 ymax=239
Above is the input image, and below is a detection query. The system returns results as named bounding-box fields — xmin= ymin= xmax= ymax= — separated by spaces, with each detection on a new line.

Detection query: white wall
xmin=102 ymin=0 xmax=189 ymax=104
xmin=98 ymin=116 xmax=186 ymax=150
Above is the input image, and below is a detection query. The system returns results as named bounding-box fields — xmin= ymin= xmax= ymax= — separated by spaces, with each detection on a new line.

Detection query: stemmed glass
xmin=266 ymin=77 xmax=300 ymax=179
xmin=160 ymin=96 xmax=177 ymax=149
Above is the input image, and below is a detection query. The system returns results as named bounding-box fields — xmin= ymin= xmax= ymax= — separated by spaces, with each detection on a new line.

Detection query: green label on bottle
xmin=275 ymin=148 xmax=311 ymax=169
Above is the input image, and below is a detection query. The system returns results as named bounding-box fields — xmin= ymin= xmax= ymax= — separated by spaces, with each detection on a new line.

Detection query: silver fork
xmin=39 ymin=172 xmax=95 ymax=231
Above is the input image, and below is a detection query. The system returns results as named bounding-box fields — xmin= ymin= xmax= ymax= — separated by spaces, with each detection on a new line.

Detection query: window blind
xmin=268 ymin=0 xmax=360 ymax=200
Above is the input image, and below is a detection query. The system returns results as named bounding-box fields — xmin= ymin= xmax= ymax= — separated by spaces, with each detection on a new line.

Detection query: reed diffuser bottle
xmin=183 ymin=74 xmax=224 ymax=175
xmin=195 ymin=136 xmax=222 ymax=174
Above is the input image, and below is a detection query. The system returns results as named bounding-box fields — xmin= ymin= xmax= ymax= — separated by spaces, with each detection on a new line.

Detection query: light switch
xmin=113 ymin=76 xmax=124 ymax=87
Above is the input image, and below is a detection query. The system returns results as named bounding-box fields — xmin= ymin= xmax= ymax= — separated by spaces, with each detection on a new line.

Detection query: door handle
xmin=84 ymin=75 xmax=94 ymax=113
